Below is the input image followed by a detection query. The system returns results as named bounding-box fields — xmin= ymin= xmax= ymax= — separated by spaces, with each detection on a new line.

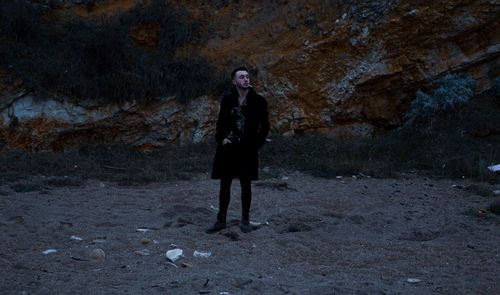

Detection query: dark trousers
xmin=217 ymin=178 xmax=251 ymax=223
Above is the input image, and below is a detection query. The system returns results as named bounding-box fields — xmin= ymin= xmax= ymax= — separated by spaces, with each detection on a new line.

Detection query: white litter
xmin=193 ymin=250 xmax=212 ymax=258
xmin=407 ymin=278 xmax=421 ymax=283
xmin=70 ymin=235 xmax=83 ymax=241
xmin=136 ymin=228 xmax=151 ymax=233
xmin=42 ymin=249 xmax=57 ymax=255
xmin=166 ymin=248 xmax=183 ymax=262
xmin=487 ymin=164 xmax=500 ymax=172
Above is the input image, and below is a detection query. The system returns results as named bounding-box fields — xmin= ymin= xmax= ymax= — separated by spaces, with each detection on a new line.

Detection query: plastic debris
xmin=193 ymin=250 xmax=212 ymax=258
xmin=488 ymin=164 xmax=500 ymax=172
xmin=493 ymin=190 xmax=500 ymax=196
xmin=166 ymin=248 xmax=183 ymax=262
xmin=336 ymin=176 xmax=343 ymax=179
xmin=42 ymin=249 xmax=57 ymax=255
xmin=210 ymin=205 xmax=218 ymax=211
xmin=89 ymin=248 xmax=106 ymax=260
xmin=407 ymin=278 xmax=421 ymax=283
xmin=136 ymin=228 xmax=151 ymax=233
xmin=70 ymin=235 xmax=83 ymax=241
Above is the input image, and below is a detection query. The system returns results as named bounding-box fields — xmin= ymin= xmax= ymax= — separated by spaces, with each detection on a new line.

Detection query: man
xmin=206 ymin=66 xmax=270 ymax=234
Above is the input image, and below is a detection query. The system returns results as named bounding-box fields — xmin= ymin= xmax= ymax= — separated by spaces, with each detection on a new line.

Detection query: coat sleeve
xmin=214 ymin=96 xmax=231 ymax=145
xmin=256 ymin=98 xmax=270 ymax=149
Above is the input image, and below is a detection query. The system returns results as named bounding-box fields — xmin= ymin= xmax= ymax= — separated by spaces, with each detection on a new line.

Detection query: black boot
xmin=240 ymin=219 xmax=252 ymax=233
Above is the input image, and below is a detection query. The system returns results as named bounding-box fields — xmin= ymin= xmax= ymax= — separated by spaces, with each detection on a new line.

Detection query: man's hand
xmin=222 ymin=138 xmax=232 ymax=145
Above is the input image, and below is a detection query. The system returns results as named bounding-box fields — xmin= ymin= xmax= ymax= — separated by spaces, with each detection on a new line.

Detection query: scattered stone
xmin=193 ymin=250 xmax=212 ymax=258
xmin=136 ymin=228 xmax=151 ymax=233
xmin=166 ymin=248 xmax=183 ymax=262
xmin=180 ymin=262 xmax=192 ymax=268
xmin=141 ymin=238 xmax=151 ymax=245
xmin=135 ymin=249 xmax=151 ymax=256
xmin=42 ymin=249 xmax=57 ymax=255
xmin=250 ymin=221 xmax=270 ymax=227
xmin=70 ymin=256 xmax=89 ymax=261
xmin=89 ymin=248 xmax=106 ymax=260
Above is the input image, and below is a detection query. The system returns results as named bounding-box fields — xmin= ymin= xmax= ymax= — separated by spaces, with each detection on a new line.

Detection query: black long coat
xmin=211 ymin=88 xmax=270 ymax=180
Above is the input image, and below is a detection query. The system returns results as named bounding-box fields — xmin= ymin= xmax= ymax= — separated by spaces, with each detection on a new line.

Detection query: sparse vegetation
xmin=1 ymin=92 xmax=499 ymax=186
xmin=405 ymin=73 xmax=479 ymax=124
xmin=0 ymin=0 xmax=218 ymax=104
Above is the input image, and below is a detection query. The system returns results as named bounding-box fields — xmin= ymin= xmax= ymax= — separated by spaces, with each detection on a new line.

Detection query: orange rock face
xmin=0 ymin=0 xmax=499 ymax=151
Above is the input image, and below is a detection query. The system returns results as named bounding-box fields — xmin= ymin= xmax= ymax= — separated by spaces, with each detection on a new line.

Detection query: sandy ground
xmin=1 ymin=172 xmax=499 ymax=295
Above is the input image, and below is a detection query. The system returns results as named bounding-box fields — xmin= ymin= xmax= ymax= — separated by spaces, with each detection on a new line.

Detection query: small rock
xmin=141 ymin=238 xmax=151 ymax=245
xmin=193 ymin=250 xmax=212 ymax=258
xmin=166 ymin=248 xmax=183 ymax=262
xmin=42 ymin=249 xmax=57 ymax=255
xmin=180 ymin=262 xmax=191 ymax=268
xmin=89 ymin=248 xmax=105 ymax=260
xmin=135 ymin=249 xmax=150 ymax=256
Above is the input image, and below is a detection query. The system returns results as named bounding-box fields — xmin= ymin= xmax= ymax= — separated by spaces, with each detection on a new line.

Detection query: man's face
xmin=232 ymin=70 xmax=250 ymax=89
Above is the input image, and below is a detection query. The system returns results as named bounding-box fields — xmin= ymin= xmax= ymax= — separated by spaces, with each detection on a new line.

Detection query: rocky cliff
xmin=0 ymin=0 xmax=499 ymax=151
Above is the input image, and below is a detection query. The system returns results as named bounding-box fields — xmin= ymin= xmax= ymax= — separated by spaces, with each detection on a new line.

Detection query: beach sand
xmin=1 ymin=172 xmax=499 ymax=294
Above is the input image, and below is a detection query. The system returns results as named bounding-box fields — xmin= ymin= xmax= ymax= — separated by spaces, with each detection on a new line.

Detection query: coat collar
xmin=229 ymin=87 xmax=257 ymax=106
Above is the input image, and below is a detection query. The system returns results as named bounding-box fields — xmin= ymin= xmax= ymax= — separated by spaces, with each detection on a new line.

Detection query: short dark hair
xmin=231 ymin=66 xmax=249 ymax=79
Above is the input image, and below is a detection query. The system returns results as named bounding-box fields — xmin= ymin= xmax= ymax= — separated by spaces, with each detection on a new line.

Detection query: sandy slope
xmin=1 ymin=172 xmax=499 ymax=294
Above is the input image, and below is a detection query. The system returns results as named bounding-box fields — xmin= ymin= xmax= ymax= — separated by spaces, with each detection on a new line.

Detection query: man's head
xmin=231 ymin=66 xmax=250 ymax=90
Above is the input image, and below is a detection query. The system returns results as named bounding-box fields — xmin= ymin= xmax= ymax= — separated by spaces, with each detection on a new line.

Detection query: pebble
xmin=89 ymin=248 xmax=106 ymax=260
xmin=135 ymin=249 xmax=150 ymax=256
xmin=42 ymin=249 xmax=57 ymax=255
xmin=193 ymin=250 xmax=212 ymax=258
xmin=166 ymin=248 xmax=183 ymax=262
